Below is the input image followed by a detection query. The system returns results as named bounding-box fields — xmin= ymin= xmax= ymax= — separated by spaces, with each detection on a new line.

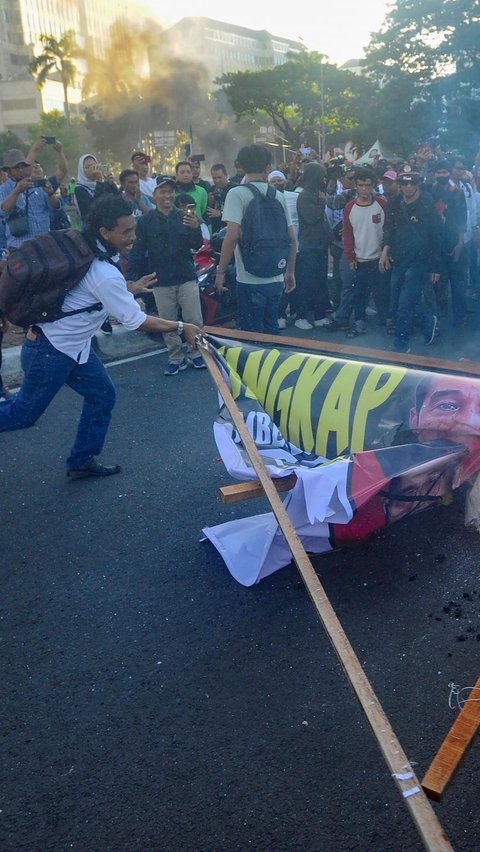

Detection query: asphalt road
xmin=1 ymin=350 xmax=479 ymax=852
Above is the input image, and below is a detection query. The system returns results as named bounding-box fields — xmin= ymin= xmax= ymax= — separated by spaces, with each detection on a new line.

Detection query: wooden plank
xmin=203 ymin=325 xmax=480 ymax=378
xmin=199 ymin=337 xmax=453 ymax=852
xmin=219 ymin=474 xmax=297 ymax=504
xmin=422 ymin=676 xmax=480 ymax=801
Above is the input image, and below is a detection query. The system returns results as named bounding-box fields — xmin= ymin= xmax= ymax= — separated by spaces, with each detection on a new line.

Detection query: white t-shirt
xmin=222 ymin=181 xmax=293 ymax=284
xmin=39 ymin=258 xmax=147 ymax=364
xmin=139 ymin=176 xmax=157 ymax=198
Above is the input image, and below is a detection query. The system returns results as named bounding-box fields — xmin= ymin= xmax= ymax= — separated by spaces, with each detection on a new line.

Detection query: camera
xmin=33 ymin=178 xmax=47 ymax=187
xmin=41 ymin=136 xmax=56 ymax=144
xmin=326 ymin=156 xmax=347 ymax=181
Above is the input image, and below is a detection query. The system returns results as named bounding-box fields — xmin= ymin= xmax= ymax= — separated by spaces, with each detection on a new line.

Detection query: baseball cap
xmin=382 ymin=170 xmax=397 ymax=181
xmin=155 ymin=175 xmax=176 ymax=189
xmin=397 ymin=170 xmax=421 ymax=184
xmin=3 ymin=148 xmax=29 ymax=168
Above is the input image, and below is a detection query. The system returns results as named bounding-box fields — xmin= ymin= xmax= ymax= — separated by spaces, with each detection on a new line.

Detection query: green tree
xmin=26 ymin=111 xmax=90 ymax=175
xmin=363 ymin=0 xmax=480 ymax=159
xmin=365 ymin=0 xmax=480 ymax=85
xmin=0 ymin=130 xmax=26 ymax=165
xmin=29 ymin=30 xmax=79 ymax=125
xmin=215 ymin=52 xmax=373 ymax=151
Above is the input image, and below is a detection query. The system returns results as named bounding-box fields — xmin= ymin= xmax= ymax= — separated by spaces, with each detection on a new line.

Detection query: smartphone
xmin=42 ymin=135 xmax=56 ymax=144
xmin=33 ymin=178 xmax=47 ymax=187
xmin=185 ymin=204 xmax=196 ymax=215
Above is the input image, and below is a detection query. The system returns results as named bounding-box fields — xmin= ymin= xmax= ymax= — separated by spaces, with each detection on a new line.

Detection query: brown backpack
xmin=0 ymin=229 xmax=103 ymax=328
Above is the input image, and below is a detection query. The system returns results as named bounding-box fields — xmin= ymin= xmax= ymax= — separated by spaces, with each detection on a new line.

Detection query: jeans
xmin=391 ymin=262 xmax=433 ymax=346
xmin=0 ymin=330 xmax=116 ymax=469
xmin=352 ymin=259 xmax=387 ymax=325
xmin=333 ymin=254 xmax=356 ymax=323
xmin=442 ymin=243 xmax=469 ymax=323
xmin=295 ymin=246 xmax=330 ymax=319
xmin=237 ymin=281 xmax=284 ymax=333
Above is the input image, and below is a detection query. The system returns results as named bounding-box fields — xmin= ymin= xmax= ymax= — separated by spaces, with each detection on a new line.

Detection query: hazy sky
xmin=146 ymin=1 xmax=390 ymax=66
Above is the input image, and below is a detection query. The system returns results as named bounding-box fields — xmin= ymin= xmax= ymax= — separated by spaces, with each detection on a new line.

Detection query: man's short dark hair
xmin=83 ymin=194 xmax=134 ymax=246
xmin=119 ymin=168 xmax=138 ymax=183
xmin=354 ymin=168 xmax=376 ymax=184
xmin=211 ymin=163 xmax=227 ymax=175
xmin=175 ymin=161 xmax=192 ymax=174
xmin=131 ymin=151 xmax=147 ymax=161
xmin=176 ymin=192 xmax=196 ymax=207
xmin=236 ymin=144 xmax=271 ymax=174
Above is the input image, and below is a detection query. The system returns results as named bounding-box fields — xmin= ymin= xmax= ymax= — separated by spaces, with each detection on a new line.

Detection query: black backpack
xmin=0 ymin=229 xmax=103 ymax=328
xmin=239 ymin=183 xmax=291 ymax=278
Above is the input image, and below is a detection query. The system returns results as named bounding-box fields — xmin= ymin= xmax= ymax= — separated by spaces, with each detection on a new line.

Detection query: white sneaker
xmin=294 ymin=318 xmax=313 ymax=330
xmin=314 ymin=318 xmax=332 ymax=327
xmin=277 ymin=316 xmax=287 ymax=329
xmin=365 ymin=306 xmax=377 ymax=316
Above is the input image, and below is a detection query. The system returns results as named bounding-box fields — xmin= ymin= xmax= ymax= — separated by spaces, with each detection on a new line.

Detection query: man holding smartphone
xmin=127 ymin=176 xmax=205 ymax=375
xmin=0 ymin=148 xmax=56 ymax=248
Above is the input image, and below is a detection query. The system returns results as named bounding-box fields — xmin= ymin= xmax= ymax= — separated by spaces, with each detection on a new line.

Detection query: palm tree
xmin=29 ymin=30 xmax=79 ymax=125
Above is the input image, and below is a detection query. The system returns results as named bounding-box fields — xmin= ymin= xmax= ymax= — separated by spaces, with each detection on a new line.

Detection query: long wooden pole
xmin=199 ymin=338 xmax=453 ymax=852
xmin=203 ymin=325 xmax=480 ymax=378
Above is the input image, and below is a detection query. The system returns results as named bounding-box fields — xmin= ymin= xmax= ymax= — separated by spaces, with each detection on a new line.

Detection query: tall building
xmin=0 ymin=0 xmax=137 ymax=134
xmin=164 ymin=18 xmax=303 ymax=83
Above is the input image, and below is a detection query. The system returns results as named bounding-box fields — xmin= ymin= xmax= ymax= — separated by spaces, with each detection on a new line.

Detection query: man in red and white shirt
xmin=342 ymin=168 xmax=387 ymax=336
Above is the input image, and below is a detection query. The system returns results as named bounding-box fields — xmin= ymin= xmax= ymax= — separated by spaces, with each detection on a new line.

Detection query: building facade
xmin=0 ymin=0 xmax=134 ymax=134
xmin=165 ymin=17 xmax=303 ymax=83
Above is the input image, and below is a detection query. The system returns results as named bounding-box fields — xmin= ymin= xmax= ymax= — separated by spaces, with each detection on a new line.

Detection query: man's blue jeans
xmin=237 ymin=281 xmax=284 ymax=334
xmin=391 ymin=261 xmax=432 ymax=347
xmin=0 ymin=330 xmax=116 ymax=469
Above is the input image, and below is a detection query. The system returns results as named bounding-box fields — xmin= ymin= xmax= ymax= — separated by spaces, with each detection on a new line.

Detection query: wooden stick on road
xmin=422 ymin=676 xmax=480 ymax=801
xmin=199 ymin=337 xmax=453 ymax=852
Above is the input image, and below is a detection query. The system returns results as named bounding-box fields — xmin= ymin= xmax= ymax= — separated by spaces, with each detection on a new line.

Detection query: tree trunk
xmin=62 ymin=80 xmax=71 ymax=126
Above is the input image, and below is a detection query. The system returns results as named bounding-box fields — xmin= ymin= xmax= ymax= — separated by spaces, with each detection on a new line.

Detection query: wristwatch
xmin=177 ymin=320 xmax=184 ymax=334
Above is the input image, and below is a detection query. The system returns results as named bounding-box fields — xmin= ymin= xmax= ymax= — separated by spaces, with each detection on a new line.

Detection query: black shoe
xmin=100 ymin=319 xmax=113 ymax=335
xmin=67 ymin=460 xmax=121 ymax=479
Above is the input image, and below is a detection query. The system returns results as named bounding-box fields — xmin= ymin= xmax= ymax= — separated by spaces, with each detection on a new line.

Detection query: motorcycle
xmin=194 ymin=228 xmax=237 ymax=326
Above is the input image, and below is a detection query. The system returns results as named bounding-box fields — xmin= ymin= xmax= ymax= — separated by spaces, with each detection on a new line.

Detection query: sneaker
xmin=100 ymin=319 xmax=113 ymax=335
xmin=277 ymin=316 xmax=287 ymax=329
xmin=365 ymin=306 xmax=377 ymax=317
xmin=294 ymin=318 xmax=313 ymax=330
xmin=314 ymin=317 xmax=332 ymax=327
xmin=424 ymin=314 xmax=437 ymax=345
xmin=190 ymin=356 xmax=206 ymax=369
xmin=164 ymin=360 xmax=188 ymax=376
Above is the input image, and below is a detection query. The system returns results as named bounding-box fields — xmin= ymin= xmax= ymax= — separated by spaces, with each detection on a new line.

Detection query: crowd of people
xmin=1 ymin=137 xmax=480 ymax=397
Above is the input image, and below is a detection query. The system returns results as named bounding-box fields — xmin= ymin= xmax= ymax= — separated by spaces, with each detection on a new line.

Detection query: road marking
xmin=105 ymin=347 xmax=168 ymax=368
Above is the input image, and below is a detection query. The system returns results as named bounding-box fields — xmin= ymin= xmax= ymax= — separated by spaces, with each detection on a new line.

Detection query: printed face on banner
xmin=410 ymin=376 xmax=480 ymax=438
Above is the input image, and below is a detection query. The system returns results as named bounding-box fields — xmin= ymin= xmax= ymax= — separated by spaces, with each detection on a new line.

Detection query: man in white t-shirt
xmin=215 ymin=145 xmax=296 ymax=334
xmin=0 ymin=195 xmax=201 ymax=478
xmin=131 ymin=151 xmax=157 ymax=199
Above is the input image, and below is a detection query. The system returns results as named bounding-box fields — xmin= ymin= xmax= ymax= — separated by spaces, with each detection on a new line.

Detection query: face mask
xmin=436 ymin=176 xmax=450 ymax=185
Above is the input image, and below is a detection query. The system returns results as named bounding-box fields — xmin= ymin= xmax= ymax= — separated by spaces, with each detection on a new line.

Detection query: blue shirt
xmin=0 ymin=177 xmax=51 ymax=247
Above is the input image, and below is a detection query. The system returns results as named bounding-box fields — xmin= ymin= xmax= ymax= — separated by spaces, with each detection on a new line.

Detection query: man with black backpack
xmin=0 ymin=195 xmax=202 ymax=478
xmin=215 ymin=144 xmax=296 ymax=333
